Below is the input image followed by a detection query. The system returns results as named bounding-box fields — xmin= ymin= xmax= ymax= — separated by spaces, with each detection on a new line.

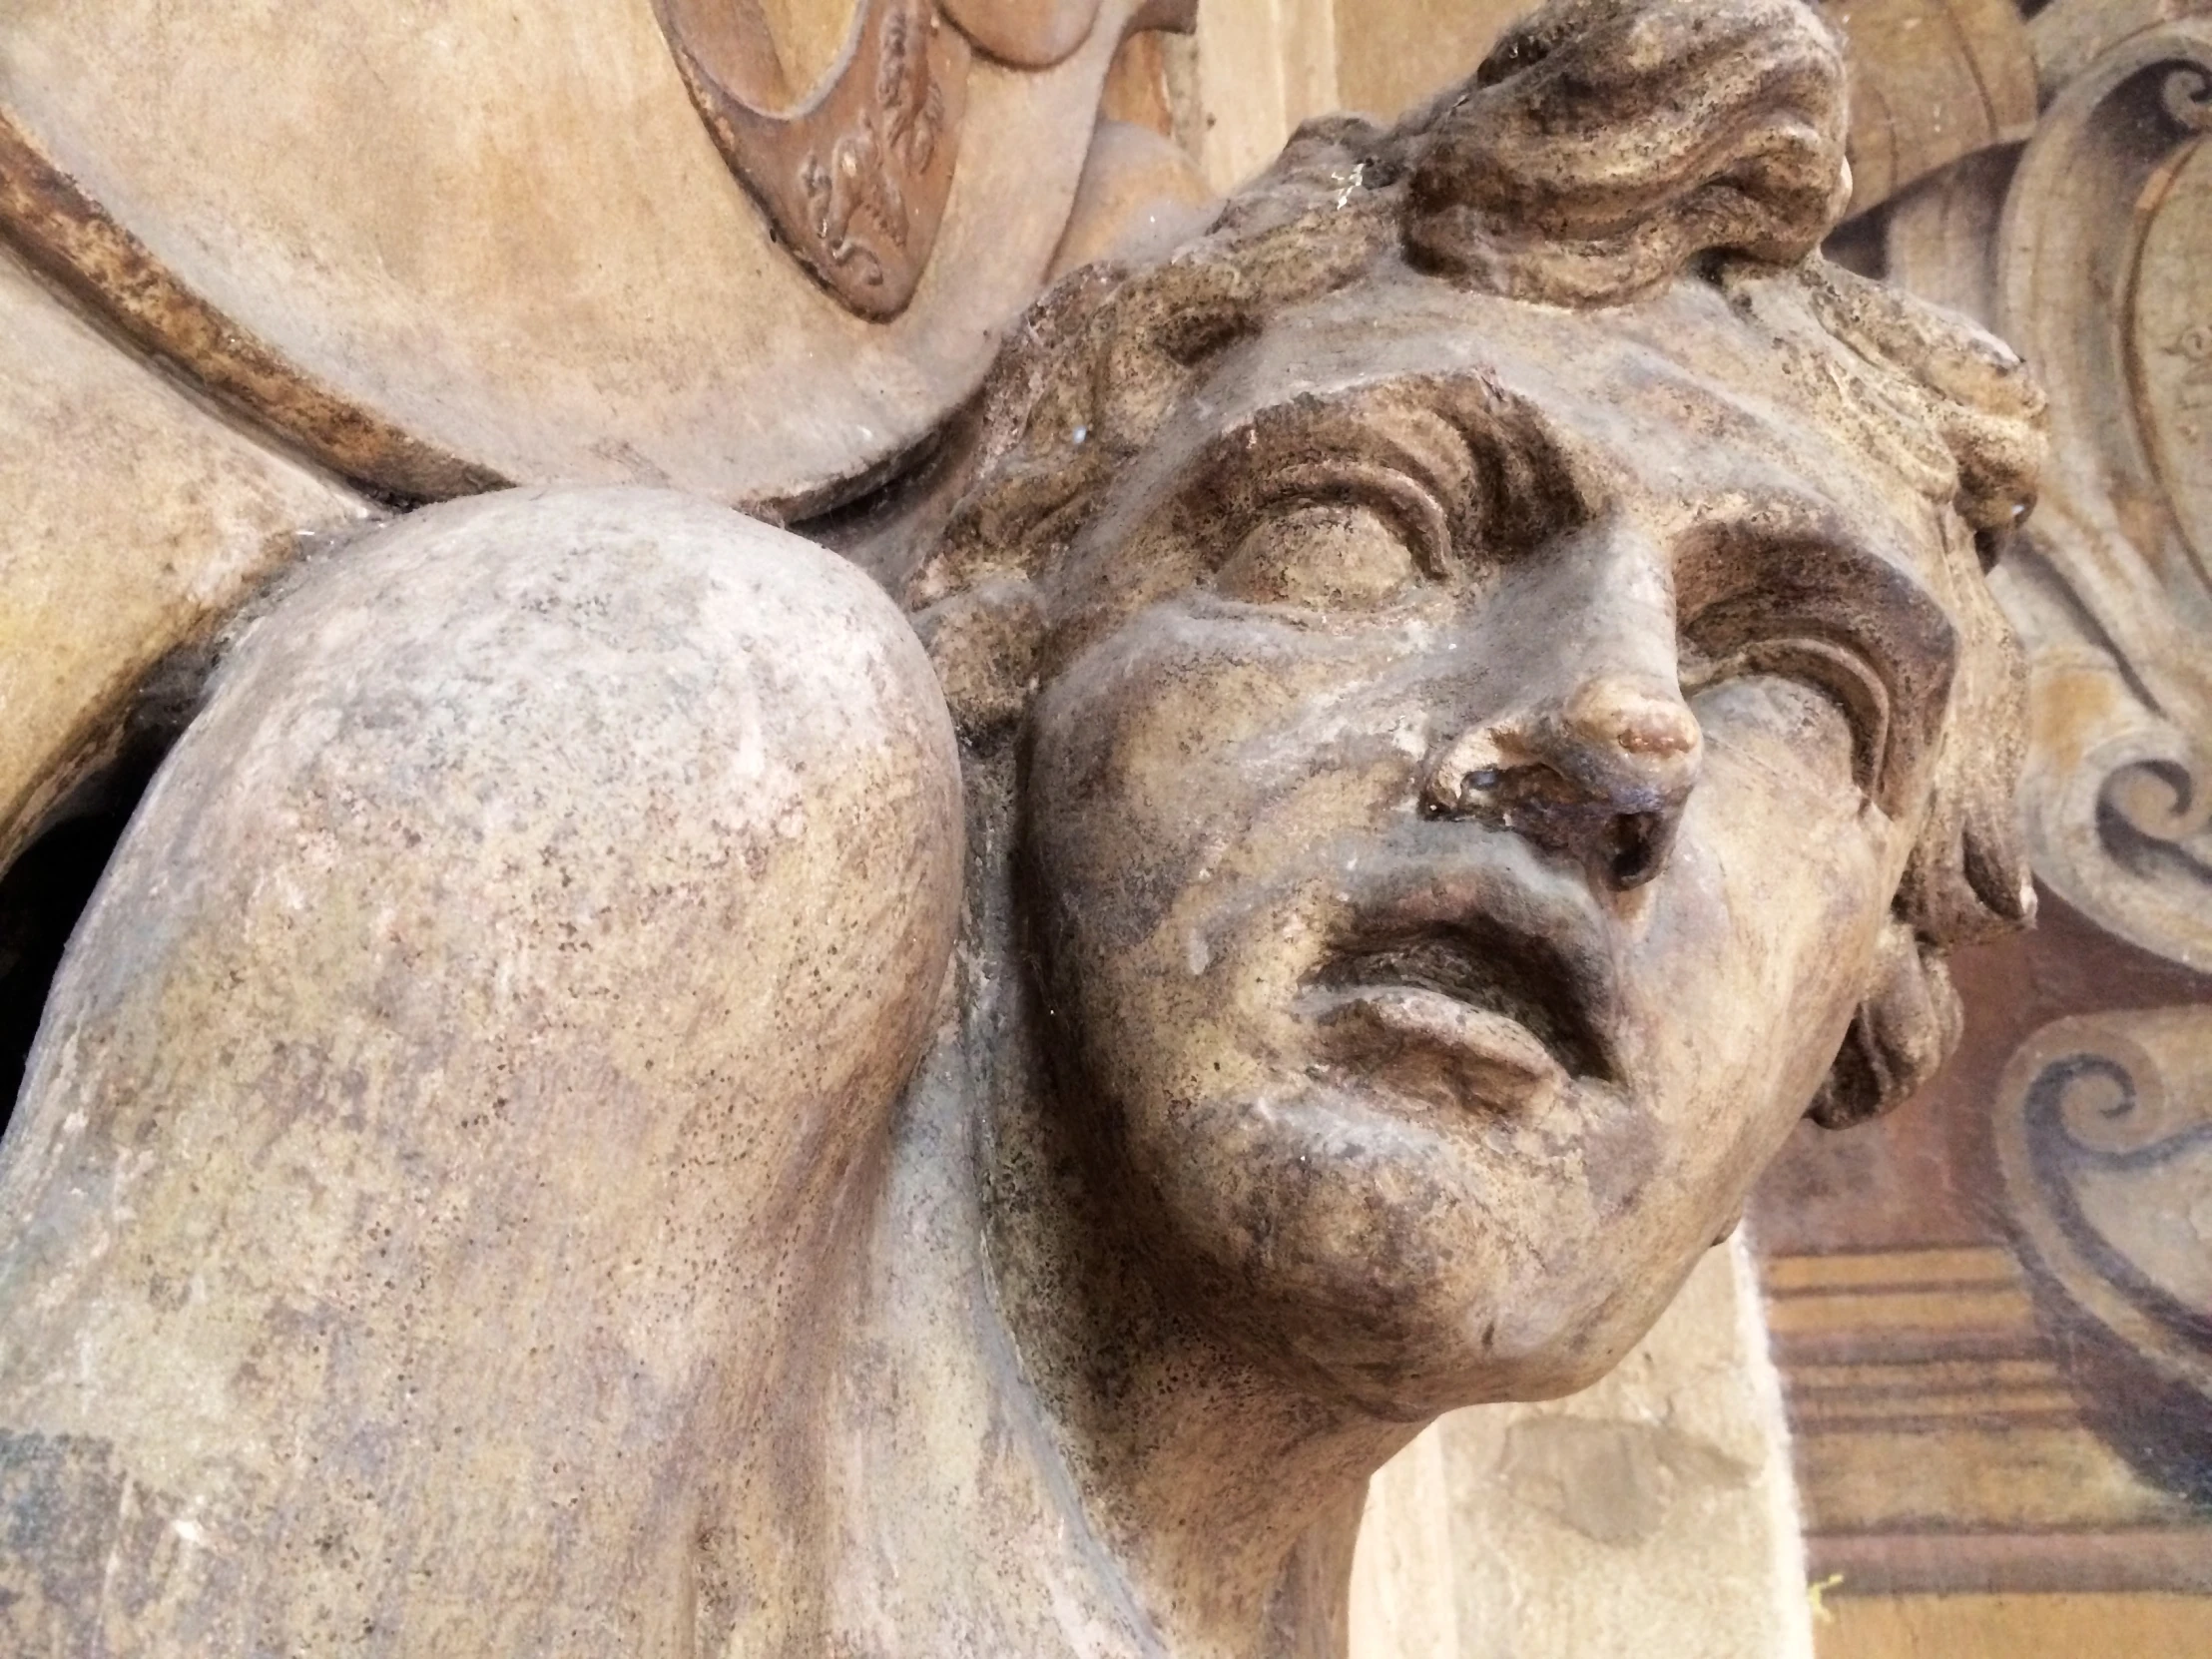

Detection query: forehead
xmin=1123 ymin=267 xmax=1946 ymax=578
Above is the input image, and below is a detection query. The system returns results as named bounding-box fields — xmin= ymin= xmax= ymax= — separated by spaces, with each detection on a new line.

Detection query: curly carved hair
xmin=908 ymin=0 xmax=2047 ymax=1128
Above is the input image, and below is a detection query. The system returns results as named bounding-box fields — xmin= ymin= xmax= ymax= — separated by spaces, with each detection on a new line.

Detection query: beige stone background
xmin=1350 ymin=1241 xmax=1813 ymax=1659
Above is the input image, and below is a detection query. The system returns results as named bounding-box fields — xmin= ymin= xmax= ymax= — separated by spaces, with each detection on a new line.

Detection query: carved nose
xmin=1423 ymin=674 xmax=1702 ymax=892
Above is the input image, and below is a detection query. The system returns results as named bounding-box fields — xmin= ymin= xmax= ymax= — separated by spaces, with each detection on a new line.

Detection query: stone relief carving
xmin=1995 ymin=1007 xmax=2212 ymax=1455
xmin=0 ymin=0 xmax=1166 ymax=507
xmin=650 ymin=0 xmax=1197 ymax=317
xmin=1995 ymin=2 xmax=2212 ymax=977
xmin=1860 ymin=0 xmax=2212 ymax=975
xmin=653 ymin=0 xmax=1198 ymax=318
xmin=654 ymin=0 xmax=971 ymax=317
xmin=0 ymin=0 xmax=2046 ymax=1652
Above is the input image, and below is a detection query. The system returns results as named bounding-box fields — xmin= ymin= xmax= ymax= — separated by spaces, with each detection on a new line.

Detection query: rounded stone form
xmin=0 ymin=2 xmax=1135 ymax=506
xmin=0 ymin=487 xmax=961 ymax=1650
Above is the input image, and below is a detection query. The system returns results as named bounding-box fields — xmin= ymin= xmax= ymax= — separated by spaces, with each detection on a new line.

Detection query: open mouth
xmin=1308 ymin=917 xmax=1614 ymax=1116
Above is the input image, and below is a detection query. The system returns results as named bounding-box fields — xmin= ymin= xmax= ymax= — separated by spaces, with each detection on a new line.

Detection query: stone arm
xmin=0 ymin=488 xmax=961 ymax=1651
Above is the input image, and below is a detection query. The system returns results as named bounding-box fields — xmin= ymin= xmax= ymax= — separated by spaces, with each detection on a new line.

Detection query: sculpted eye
xmin=1212 ymin=503 xmax=1424 ymax=612
xmin=1682 ymin=636 xmax=1895 ymax=808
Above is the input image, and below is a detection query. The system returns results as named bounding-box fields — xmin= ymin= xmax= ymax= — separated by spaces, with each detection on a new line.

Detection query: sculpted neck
xmin=975 ymin=947 xmax=1419 ymax=1658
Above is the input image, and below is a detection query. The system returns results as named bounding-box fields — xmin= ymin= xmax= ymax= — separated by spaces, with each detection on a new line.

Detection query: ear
xmin=1807 ymin=919 xmax=1965 ymax=1129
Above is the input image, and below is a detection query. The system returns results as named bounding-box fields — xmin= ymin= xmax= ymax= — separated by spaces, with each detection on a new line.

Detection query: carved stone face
xmin=1023 ymin=269 xmax=1964 ymax=1412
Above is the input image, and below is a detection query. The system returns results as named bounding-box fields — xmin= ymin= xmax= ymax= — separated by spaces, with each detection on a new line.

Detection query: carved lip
xmin=1306 ymin=844 xmax=1621 ymax=1115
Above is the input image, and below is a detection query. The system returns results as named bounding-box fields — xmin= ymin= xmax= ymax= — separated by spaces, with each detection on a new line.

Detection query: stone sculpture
xmin=0 ymin=0 xmax=2047 ymax=1652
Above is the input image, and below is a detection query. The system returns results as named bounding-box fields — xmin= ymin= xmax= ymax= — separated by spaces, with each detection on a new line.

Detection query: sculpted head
xmin=910 ymin=0 xmax=2044 ymax=1414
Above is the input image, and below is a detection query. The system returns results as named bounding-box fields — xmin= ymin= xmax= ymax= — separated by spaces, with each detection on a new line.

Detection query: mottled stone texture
xmin=0 ymin=488 xmax=961 ymax=1650
xmin=0 ymin=1 xmax=2045 ymax=1654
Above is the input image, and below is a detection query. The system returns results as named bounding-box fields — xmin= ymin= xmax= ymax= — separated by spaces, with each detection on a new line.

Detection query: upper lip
xmin=1304 ymin=828 xmax=1624 ymax=1100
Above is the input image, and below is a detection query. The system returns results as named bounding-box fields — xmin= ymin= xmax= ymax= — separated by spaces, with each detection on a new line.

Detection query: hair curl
xmin=908 ymin=0 xmax=2046 ymax=1128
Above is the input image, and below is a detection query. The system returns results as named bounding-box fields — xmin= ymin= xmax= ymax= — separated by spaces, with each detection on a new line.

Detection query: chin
xmin=1111 ymin=1073 xmax=1662 ymax=1417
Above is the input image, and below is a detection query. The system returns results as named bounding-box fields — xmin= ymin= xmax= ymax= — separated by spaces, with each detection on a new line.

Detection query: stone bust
xmin=0 ymin=0 xmax=2044 ymax=1653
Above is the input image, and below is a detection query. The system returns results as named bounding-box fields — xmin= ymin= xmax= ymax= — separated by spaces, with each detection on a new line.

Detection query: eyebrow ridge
xmin=1198 ymin=375 xmax=1592 ymax=566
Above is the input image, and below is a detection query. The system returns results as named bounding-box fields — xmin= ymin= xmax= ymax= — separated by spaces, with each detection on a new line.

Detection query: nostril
xmin=1425 ymin=757 xmax=1507 ymax=820
xmin=1605 ymin=809 xmax=1679 ymax=890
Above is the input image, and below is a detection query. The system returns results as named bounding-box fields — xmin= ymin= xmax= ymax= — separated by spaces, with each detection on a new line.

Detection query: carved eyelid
xmin=1245 ymin=462 xmax=1453 ymax=578
xmin=1681 ymin=635 xmax=1898 ymax=812
xmin=1200 ymin=383 xmax=1577 ymax=584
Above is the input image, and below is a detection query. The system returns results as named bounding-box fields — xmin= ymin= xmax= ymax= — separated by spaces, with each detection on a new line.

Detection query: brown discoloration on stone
xmin=655 ymin=0 xmax=972 ymax=320
xmin=0 ymin=3 xmax=2042 ymax=1654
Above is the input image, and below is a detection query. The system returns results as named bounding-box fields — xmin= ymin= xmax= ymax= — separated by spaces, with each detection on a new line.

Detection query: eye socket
xmin=1212 ymin=502 xmax=1424 ymax=612
xmin=1682 ymin=635 xmax=1895 ymax=809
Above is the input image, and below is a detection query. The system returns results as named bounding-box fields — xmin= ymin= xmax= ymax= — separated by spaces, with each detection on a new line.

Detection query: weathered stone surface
xmin=0 ymin=3 xmax=2046 ymax=1654
xmin=1333 ymin=0 xmax=1526 ymax=123
xmin=1048 ymin=118 xmax=1220 ymax=281
xmin=0 ymin=246 xmax=367 ymax=870
xmin=1830 ymin=0 xmax=2037 ymax=214
xmin=1183 ymin=0 xmax=1339 ymax=190
xmin=0 ymin=0 xmax=1148 ymax=508
xmin=0 ymin=487 xmax=962 ymax=1649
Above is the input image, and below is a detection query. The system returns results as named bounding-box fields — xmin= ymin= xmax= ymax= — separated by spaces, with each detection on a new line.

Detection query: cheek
xmin=1027 ymin=613 xmax=1426 ymax=947
xmin=1024 ymin=616 xmax=1436 ymax=1121
xmin=1630 ymin=681 xmax=1910 ymax=1175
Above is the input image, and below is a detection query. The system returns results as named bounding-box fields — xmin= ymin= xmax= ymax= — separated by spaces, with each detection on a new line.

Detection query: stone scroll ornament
xmin=1995 ymin=1008 xmax=2212 ymax=1490
xmin=1840 ymin=0 xmax=2212 ymax=1509
xmin=1797 ymin=0 xmax=2212 ymax=1536
xmin=1984 ymin=0 xmax=2212 ymax=974
xmin=0 ymin=1 xmax=2047 ymax=1652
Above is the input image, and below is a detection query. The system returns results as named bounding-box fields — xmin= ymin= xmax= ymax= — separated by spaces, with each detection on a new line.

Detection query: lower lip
xmin=1314 ymin=985 xmax=1569 ymax=1116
